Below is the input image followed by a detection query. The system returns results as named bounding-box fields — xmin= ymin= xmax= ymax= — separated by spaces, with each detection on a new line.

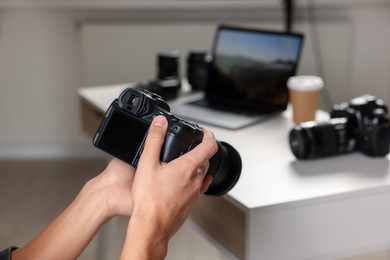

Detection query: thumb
xmin=139 ymin=115 xmax=168 ymax=164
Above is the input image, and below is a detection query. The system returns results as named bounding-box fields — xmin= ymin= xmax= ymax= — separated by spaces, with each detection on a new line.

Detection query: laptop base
xmin=169 ymin=93 xmax=273 ymax=130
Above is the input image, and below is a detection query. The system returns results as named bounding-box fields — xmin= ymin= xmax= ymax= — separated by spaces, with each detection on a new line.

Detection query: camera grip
xmin=161 ymin=119 xmax=203 ymax=162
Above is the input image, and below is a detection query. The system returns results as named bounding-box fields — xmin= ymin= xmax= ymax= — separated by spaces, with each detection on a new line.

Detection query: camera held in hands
xmin=289 ymin=94 xmax=390 ymax=159
xmin=93 ymin=87 xmax=242 ymax=195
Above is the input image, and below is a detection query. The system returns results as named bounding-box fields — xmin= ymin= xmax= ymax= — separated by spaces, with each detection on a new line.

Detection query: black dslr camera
xmin=289 ymin=95 xmax=390 ymax=159
xmin=93 ymin=88 xmax=242 ymax=195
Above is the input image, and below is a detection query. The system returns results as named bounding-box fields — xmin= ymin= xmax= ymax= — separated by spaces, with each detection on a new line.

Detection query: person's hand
xmin=121 ymin=115 xmax=218 ymax=259
xmin=81 ymin=158 xmax=135 ymax=220
xmin=132 ymin=115 xmax=217 ymax=237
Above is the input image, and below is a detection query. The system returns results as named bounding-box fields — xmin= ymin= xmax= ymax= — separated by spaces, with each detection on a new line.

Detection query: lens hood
xmin=205 ymin=141 xmax=242 ymax=196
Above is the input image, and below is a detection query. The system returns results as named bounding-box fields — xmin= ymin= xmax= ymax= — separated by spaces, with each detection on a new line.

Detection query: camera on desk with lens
xmin=135 ymin=50 xmax=211 ymax=100
xmin=289 ymin=94 xmax=390 ymax=160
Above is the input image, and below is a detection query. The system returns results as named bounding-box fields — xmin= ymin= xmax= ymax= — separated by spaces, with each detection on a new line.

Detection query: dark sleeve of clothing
xmin=0 ymin=247 xmax=18 ymax=260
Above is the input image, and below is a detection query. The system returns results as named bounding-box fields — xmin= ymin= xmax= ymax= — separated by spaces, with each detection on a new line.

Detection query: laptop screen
xmin=206 ymin=25 xmax=304 ymax=114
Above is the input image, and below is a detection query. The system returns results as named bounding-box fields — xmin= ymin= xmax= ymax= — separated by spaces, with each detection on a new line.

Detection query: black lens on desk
xmin=205 ymin=141 xmax=242 ymax=196
xmin=157 ymin=51 xmax=180 ymax=80
xmin=187 ymin=49 xmax=210 ymax=91
xmin=289 ymin=119 xmax=354 ymax=159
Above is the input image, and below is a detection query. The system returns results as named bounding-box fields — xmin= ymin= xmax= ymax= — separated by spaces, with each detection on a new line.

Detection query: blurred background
xmin=0 ymin=0 xmax=389 ymax=160
xmin=0 ymin=0 xmax=390 ymax=259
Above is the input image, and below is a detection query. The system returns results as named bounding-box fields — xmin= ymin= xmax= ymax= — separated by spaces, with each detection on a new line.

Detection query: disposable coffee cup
xmin=287 ymin=75 xmax=324 ymax=124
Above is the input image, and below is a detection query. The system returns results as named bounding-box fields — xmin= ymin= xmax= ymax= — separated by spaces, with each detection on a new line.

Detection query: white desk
xmin=79 ymin=84 xmax=390 ymax=259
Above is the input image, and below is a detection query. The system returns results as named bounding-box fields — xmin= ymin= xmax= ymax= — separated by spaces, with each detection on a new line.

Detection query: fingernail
xmin=153 ymin=115 xmax=166 ymax=127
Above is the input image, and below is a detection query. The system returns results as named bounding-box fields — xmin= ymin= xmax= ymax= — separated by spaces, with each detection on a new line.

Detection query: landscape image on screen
xmin=209 ymin=29 xmax=302 ymax=108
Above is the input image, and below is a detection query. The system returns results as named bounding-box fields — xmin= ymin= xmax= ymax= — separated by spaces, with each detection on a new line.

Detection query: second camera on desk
xmin=289 ymin=95 xmax=390 ymax=160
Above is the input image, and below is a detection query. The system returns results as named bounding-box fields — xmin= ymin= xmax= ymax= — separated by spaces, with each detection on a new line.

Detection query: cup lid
xmin=287 ymin=75 xmax=324 ymax=91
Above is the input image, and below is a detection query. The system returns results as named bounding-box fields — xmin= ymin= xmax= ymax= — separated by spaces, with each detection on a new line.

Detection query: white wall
xmin=0 ymin=1 xmax=389 ymax=158
xmin=0 ymin=10 xmax=98 ymax=158
xmin=347 ymin=6 xmax=390 ymax=100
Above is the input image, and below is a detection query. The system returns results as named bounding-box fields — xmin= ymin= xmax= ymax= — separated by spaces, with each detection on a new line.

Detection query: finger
xmin=195 ymin=161 xmax=209 ymax=179
xmin=139 ymin=115 xmax=168 ymax=165
xmin=180 ymin=127 xmax=218 ymax=165
xmin=200 ymin=175 xmax=213 ymax=194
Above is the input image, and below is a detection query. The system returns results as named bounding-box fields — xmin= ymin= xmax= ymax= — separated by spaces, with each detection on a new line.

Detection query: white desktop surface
xmin=79 ymin=84 xmax=390 ymax=259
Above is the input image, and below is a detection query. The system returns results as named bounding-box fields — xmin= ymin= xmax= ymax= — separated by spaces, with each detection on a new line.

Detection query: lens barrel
xmin=157 ymin=51 xmax=180 ymax=80
xmin=205 ymin=141 xmax=242 ymax=196
xmin=289 ymin=118 xmax=354 ymax=159
xmin=187 ymin=49 xmax=210 ymax=91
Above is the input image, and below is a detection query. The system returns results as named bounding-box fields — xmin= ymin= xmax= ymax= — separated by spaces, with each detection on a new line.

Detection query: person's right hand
xmin=121 ymin=115 xmax=218 ymax=259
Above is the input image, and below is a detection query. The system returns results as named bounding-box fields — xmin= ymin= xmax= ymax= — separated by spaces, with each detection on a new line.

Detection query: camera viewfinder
xmin=129 ymin=95 xmax=140 ymax=107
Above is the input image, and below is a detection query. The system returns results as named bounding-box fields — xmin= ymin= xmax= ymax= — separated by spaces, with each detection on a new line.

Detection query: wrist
xmin=77 ymin=178 xmax=113 ymax=224
xmin=121 ymin=207 xmax=169 ymax=260
xmin=81 ymin=167 xmax=133 ymax=220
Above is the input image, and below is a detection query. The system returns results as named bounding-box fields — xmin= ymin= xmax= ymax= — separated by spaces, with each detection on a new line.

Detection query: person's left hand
xmin=82 ymin=158 xmax=135 ymax=220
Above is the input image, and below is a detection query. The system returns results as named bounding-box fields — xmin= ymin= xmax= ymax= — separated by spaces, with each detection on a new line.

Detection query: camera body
xmin=93 ymin=88 xmax=203 ymax=167
xmin=289 ymin=95 xmax=390 ymax=159
xmin=330 ymin=95 xmax=390 ymax=156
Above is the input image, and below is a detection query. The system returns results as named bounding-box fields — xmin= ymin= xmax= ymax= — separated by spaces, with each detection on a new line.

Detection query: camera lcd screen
xmin=96 ymin=107 xmax=150 ymax=165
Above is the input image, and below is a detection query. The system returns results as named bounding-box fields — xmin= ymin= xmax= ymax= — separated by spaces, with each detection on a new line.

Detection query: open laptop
xmin=170 ymin=25 xmax=304 ymax=130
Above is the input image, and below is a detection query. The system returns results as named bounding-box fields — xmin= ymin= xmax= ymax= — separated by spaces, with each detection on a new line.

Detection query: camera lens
xmin=205 ymin=141 xmax=242 ymax=196
xmin=187 ymin=49 xmax=210 ymax=91
xmin=157 ymin=51 xmax=180 ymax=80
xmin=289 ymin=118 xmax=355 ymax=159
